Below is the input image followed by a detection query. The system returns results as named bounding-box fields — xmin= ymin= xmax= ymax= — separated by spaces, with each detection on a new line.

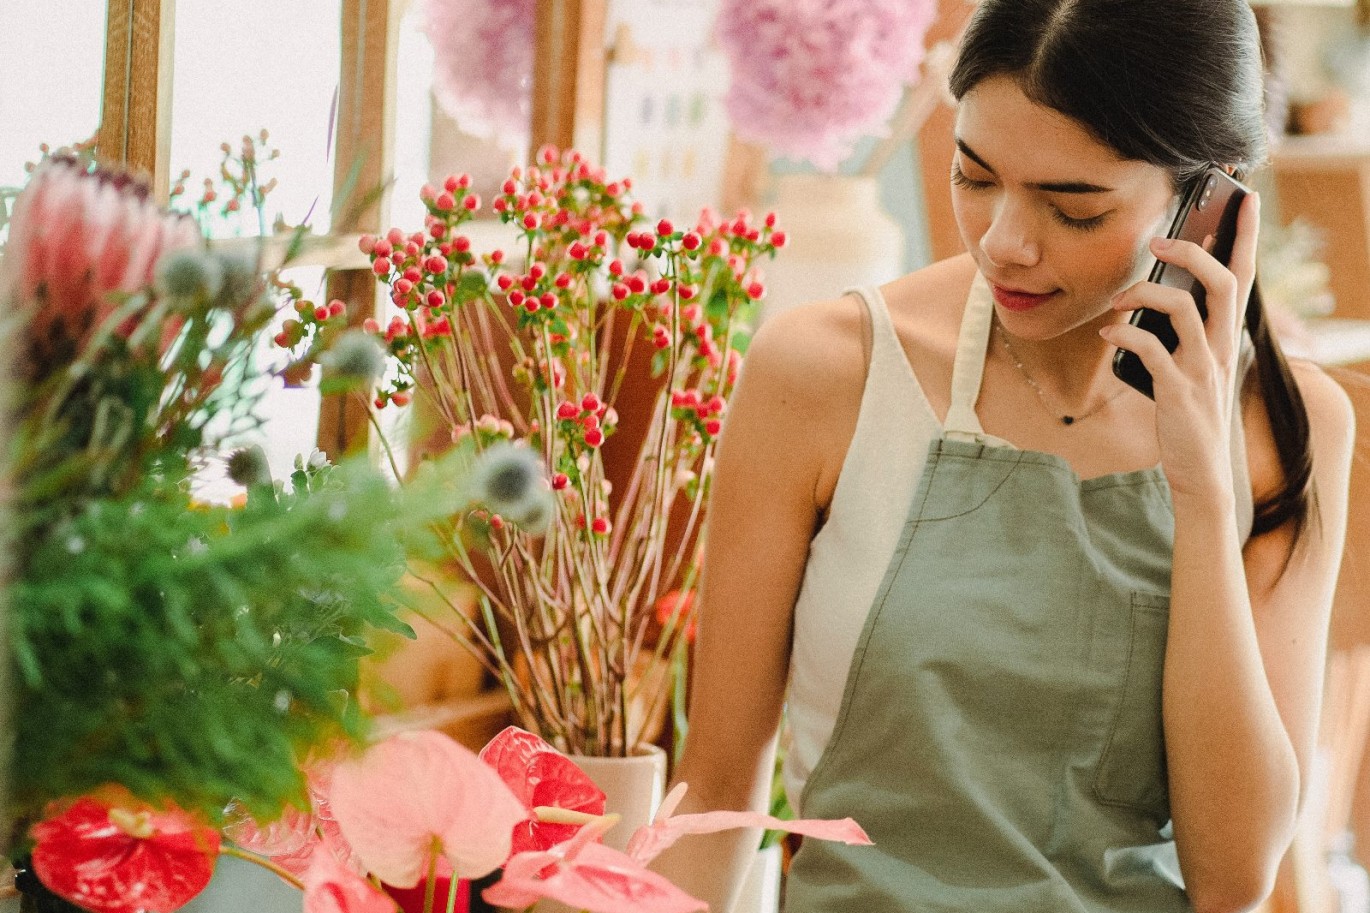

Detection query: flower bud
xmin=226 ymin=445 xmax=272 ymax=488
xmin=155 ymin=248 xmax=224 ymax=302
xmin=321 ymin=329 xmax=387 ymax=384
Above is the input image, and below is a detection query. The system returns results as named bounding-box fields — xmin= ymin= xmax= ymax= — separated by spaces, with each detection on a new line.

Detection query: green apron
xmin=785 ymin=276 xmax=1195 ymax=912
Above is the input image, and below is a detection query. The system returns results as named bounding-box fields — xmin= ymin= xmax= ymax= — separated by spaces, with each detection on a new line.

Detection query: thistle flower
xmin=467 ymin=443 xmax=553 ymax=534
xmin=155 ymin=248 xmax=224 ymax=303
xmin=226 ymin=445 xmax=272 ymax=488
xmin=321 ymin=329 xmax=387 ymax=385
xmin=714 ymin=0 xmax=937 ymax=170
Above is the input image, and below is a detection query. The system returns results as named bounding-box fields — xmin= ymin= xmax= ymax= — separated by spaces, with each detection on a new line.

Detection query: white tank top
xmin=781 ymin=274 xmax=1255 ymax=809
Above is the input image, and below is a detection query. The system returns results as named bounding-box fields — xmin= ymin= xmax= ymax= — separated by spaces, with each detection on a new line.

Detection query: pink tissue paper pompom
xmin=423 ymin=0 xmax=535 ymax=149
xmin=715 ymin=0 xmax=937 ymax=171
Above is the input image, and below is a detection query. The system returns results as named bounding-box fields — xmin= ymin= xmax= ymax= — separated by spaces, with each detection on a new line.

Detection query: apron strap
xmin=945 ymin=273 xmax=995 ymax=442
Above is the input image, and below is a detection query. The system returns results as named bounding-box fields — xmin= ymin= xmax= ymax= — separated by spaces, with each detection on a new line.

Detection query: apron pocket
xmin=1093 ymin=591 xmax=1171 ymax=820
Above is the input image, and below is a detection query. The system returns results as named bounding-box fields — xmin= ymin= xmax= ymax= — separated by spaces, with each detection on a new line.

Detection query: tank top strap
xmin=945 ymin=272 xmax=995 ymax=441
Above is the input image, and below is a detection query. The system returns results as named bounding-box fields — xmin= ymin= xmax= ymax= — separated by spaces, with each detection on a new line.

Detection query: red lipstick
xmin=990 ymin=282 xmax=1059 ymax=312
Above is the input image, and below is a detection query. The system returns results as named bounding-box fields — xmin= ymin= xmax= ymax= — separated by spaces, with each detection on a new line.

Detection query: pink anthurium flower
xmin=479 ymin=726 xmax=607 ymax=854
xmin=328 ymin=730 xmax=525 ymax=888
xmin=302 ymin=845 xmax=398 ymax=913
xmin=483 ymin=816 xmax=707 ymax=913
xmin=30 ymin=790 xmax=220 ymax=913
xmin=624 ymin=783 xmax=873 ymax=866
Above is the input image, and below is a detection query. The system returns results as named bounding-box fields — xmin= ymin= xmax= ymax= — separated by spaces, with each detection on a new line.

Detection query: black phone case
xmin=1111 ymin=167 xmax=1249 ymax=399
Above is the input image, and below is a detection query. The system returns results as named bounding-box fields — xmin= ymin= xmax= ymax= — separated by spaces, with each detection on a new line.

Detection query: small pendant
xmin=1062 ymin=415 xmax=1075 ymax=425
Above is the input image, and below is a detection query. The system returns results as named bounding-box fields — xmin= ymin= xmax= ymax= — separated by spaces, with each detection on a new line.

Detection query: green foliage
xmin=8 ymin=459 xmax=413 ymax=823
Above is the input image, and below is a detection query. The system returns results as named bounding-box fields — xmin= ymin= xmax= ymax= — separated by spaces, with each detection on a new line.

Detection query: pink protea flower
xmin=30 ymin=789 xmax=220 ymax=913
xmin=715 ymin=0 xmax=937 ymax=170
xmin=423 ymin=0 xmax=535 ymax=148
xmin=1 ymin=155 xmax=200 ymax=369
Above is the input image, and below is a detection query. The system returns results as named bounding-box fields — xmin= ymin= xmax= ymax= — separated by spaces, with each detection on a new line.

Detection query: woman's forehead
xmin=955 ymin=75 xmax=1148 ymax=179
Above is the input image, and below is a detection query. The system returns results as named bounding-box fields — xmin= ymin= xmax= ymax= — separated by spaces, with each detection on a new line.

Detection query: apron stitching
xmin=918 ymin=450 xmax=1026 ymax=523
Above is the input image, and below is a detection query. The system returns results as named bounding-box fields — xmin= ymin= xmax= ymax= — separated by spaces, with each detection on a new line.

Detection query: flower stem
xmin=219 ymin=845 xmax=305 ymax=890
xmin=444 ymin=871 xmax=461 ymax=913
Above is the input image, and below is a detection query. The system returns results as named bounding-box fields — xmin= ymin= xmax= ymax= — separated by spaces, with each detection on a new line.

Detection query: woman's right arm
xmin=650 ymin=299 xmax=866 ymax=911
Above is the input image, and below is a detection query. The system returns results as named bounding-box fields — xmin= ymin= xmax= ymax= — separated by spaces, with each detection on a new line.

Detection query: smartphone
xmin=1110 ymin=166 xmax=1250 ymax=399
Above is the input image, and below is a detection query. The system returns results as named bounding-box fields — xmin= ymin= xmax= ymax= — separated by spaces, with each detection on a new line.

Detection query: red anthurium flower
xmin=478 ymin=726 xmax=607 ymax=854
xmin=382 ymin=855 xmax=469 ymax=913
xmin=30 ymin=790 xmax=220 ymax=913
xmin=329 ymin=730 xmax=525 ymax=888
xmin=303 ymin=845 xmax=397 ymax=913
xmin=483 ymin=818 xmax=705 ymax=913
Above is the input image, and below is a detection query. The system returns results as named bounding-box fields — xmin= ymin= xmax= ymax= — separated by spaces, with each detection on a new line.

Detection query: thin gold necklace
xmin=995 ymin=321 xmax=1128 ymax=426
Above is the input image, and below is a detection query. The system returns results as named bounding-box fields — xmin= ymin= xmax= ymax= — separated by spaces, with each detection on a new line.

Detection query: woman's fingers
xmin=1101 ymin=320 xmax=1185 ymax=393
xmin=1112 ymin=282 xmax=1209 ymax=366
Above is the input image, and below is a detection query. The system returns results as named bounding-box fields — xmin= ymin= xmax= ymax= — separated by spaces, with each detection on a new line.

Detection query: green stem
xmin=220 ymin=845 xmax=305 ymax=890
xmin=444 ymin=871 xmax=461 ymax=913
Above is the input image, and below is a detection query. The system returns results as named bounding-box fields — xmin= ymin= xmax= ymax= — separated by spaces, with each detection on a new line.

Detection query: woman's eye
xmin=1051 ymin=209 xmax=1108 ymax=231
xmin=950 ymin=164 xmax=992 ymax=189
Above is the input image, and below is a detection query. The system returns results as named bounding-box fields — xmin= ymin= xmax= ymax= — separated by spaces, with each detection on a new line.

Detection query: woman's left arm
xmin=1165 ymin=363 xmax=1354 ymax=913
xmin=1103 ymin=190 xmax=1357 ymax=913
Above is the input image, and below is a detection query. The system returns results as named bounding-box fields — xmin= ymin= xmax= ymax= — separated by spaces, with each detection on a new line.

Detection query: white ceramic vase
xmin=761 ymin=172 xmax=907 ymax=322
xmin=728 ymin=844 xmax=784 ymax=913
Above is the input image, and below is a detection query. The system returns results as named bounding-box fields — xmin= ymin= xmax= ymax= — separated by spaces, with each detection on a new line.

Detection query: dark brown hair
xmin=949 ymin=0 xmax=1314 ymax=540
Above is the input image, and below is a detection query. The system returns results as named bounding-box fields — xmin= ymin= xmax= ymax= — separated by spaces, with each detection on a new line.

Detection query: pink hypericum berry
xmin=627 ymin=275 xmax=647 ymax=295
xmin=359 ymin=234 xmax=377 ymax=254
xmin=605 ymin=182 xmax=621 ymax=197
xmin=706 ymin=395 xmax=726 ymax=415
xmin=557 ymin=402 xmax=579 ymax=420
xmin=520 ymin=275 xmax=538 ymax=292
xmin=392 ymin=391 xmax=411 ymax=406
xmin=497 ymin=275 xmax=514 ymax=291
xmin=705 ymin=419 xmax=722 ymax=436
xmin=372 ymin=259 xmax=390 ymax=276
xmin=657 ymin=219 xmax=674 ymax=237
xmin=372 ymin=239 xmax=393 ymax=258
xmin=430 ymin=222 xmax=447 ymax=239
xmin=225 ymin=199 xmax=241 ymax=212
xmin=585 ymin=428 xmax=604 ymax=448
xmin=522 ymin=213 xmax=540 ymax=231
xmin=590 ymin=517 xmax=609 ymax=534
xmin=583 ymin=413 xmax=601 ymax=433
xmin=555 ymin=273 xmax=572 ymax=289
xmin=420 ymin=184 xmax=437 ymax=203
xmin=363 ymin=317 xmax=381 ymax=334
xmin=328 ymin=299 xmax=346 ymax=317
xmin=747 ymin=282 xmax=766 ymax=300
xmin=527 ymin=191 xmax=544 ymax=208
xmin=463 ymin=194 xmax=481 ymax=211
xmin=523 ymin=300 xmax=539 ymax=314
xmin=625 ymin=232 xmax=641 ymax=250
xmin=608 ymin=259 xmax=624 ymax=277
xmin=273 ymin=332 xmax=289 ymax=347
xmin=654 ymin=332 xmax=672 ymax=350
xmin=390 ymin=251 xmax=405 ymax=266
xmin=493 ymin=198 xmax=508 ymax=213
xmin=765 ymin=212 xmax=777 ymax=228
xmin=435 ymin=192 xmax=456 ymax=211
xmin=552 ymin=472 xmax=570 ymax=490
xmin=404 ymin=241 xmax=421 ymax=258
xmin=747 ymin=229 xmax=761 ymax=242
xmin=453 ymin=236 xmax=471 ymax=253
xmin=427 ymin=290 xmax=445 ymax=308
xmin=509 ymin=290 xmax=526 ymax=307
xmin=502 ymin=179 xmax=517 ymax=195
xmin=443 ymin=175 xmax=460 ymax=193
xmin=581 ymin=392 xmax=601 ymax=413
xmin=651 ymin=279 xmax=672 ymax=296
xmin=612 ymin=284 xmax=629 ymax=301
xmin=576 ymin=514 xmax=587 ymax=530
xmin=490 ymin=249 xmax=505 ymax=265
xmin=708 ymin=239 xmax=727 ymax=258
xmin=594 ymin=230 xmax=609 ymax=248
xmin=699 ymin=339 xmax=717 ymax=360
xmin=771 ymin=231 xmax=788 ymax=248
xmin=395 ymin=279 xmax=414 ymax=295
xmin=490 ymin=514 xmax=505 ymax=530
xmin=540 ymin=292 xmax=557 ymax=310
xmin=529 ymin=263 xmax=547 ymax=281
xmin=387 ymin=227 xmax=406 ymax=246
xmin=681 ymin=305 xmax=701 ymax=323
xmin=403 ymin=266 xmax=422 ymax=283
xmin=375 ymin=397 xmax=387 ymax=409
xmin=568 ymin=241 xmax=588 ymax=261
xmin=682 ymin=232 xmax=702 ymax=251
xmin=424 ymin=255 xmax=448 ymax=274
xmin=679 ymin=285 xmax=697 ymax=301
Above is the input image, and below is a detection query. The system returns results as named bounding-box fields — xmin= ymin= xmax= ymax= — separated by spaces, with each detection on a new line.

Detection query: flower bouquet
xmin=0 ymin=141 xmax=429 ymax=909
xmin=283 ymin=145 xmax=785 ymax=759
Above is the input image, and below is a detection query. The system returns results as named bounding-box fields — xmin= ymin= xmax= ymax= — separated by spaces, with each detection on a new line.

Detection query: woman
xmin=655 ymin=1 xmax=1357 ymax=911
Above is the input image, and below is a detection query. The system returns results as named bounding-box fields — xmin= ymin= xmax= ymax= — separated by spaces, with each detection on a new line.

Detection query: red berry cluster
xmin=555 ymin=392 xmax=614 ymax=452
xmin=671 ymin=388 xmax=727 ymax=441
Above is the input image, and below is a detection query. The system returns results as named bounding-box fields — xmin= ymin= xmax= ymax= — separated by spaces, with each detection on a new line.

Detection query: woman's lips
xmin=990 ymin=282 xmax=1060 ymax=312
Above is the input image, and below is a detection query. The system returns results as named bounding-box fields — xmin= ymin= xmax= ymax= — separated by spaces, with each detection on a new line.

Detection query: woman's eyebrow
xmin=955 ymin=138 xmax=1117 ymax=194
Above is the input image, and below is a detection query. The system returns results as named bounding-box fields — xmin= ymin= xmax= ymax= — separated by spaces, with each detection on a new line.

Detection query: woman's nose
xmin=979 ymin=200 xmax=1041 ymax=268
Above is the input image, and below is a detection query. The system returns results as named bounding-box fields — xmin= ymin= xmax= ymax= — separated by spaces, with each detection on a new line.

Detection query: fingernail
xmin=1151 ymin=237 xmax=1173 ymax=251
xmin=1099 ymin=326 xmax=1115 ymax=340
